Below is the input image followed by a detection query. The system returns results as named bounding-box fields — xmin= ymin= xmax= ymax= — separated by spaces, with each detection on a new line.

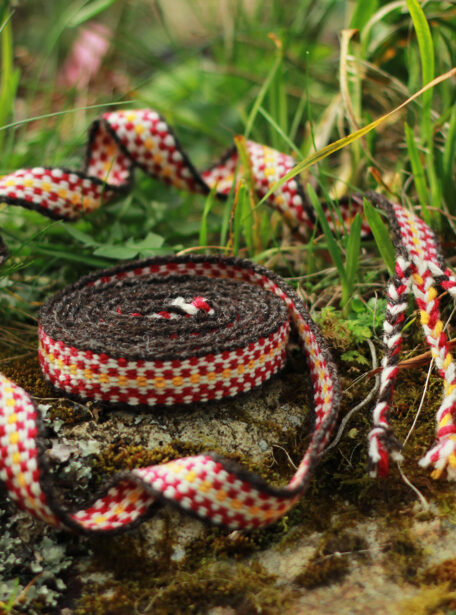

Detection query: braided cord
xmin=365 ymin=193 xmax=456 ymax=479
xmin=368 ymin=253 xmax=412 ymax=476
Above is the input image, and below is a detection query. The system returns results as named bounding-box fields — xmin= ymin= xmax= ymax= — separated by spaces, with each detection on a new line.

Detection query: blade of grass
xmin=340 ymin=29 xmax=360 ymax=132
xmin=406 ymin=0 xmax=441 ymax=228
xmin=304 ymin=221 xmax=319 ymax=295
xmin=220 ymin=192 xmax=234 ymax=248
xmin=233 ymin=182 xmax=248 ymax=256
xmin=69 ymin=0 xmax=117 ymax=27
xmin=244 ymin=34 xmax=283 ymax=139
xmin=258 ymin=106 xmax=302 ymax=158
xmin=362 ymin=1 xmax=406 ymax=55
xmin=345 ymin=212 xmax=362 ymax=295
xmin=339 ymin=28 xmax=364 ymax=178
xmin=241 ymin=186 xmax=254 ymax=257
xmin=406 ymin=0 xmax=434 ymax=111
xmin=404 ymin=122 xmax=430 ymax=222
xmin=199 ymin=187 xmax=218 ymax=248
xmin=306 ymin=184 xmax=347 ymax=289
xmin=350 ymin=0 xmax=378 ymax=30
xmin=234 ymin=134 xmax=262 ymax=252
xmin=267 ymin=32 xmax=287 ymax=150
xmin=0 ymin=100 xmax=132 ymax=133
xmin=442 ymin=104 xmax=456 ymax=211
xmin=29 ymin=244 xmax=113 ymax=267
xmin=289 ymin=89 xmax=307 ymax=144
xmin=363 ymin=197 xmax=395 ymax=274
xmin=0 ymin=15 xmax=18 ymax=152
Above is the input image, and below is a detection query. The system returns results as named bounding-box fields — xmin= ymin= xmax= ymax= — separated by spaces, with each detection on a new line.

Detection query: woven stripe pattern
xmin=1 ymin=110 xmax=456 ymax=535
xmin=38 ymin=261 xmax=291 ymax=407
xmin=0 ymin=109 xmax=369 ymax=264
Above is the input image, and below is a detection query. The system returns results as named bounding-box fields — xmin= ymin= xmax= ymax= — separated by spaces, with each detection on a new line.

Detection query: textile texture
xmin=0 ymin=109 xmax=454 ymax=535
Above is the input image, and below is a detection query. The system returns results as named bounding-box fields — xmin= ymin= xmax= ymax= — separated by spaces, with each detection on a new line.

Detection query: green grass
xmin=0 ymin=0 xmax=456 ymax=326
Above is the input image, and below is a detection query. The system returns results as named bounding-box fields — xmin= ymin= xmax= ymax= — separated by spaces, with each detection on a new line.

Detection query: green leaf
xmin=345 ymin=212 xmax=362 ymax=292
xmin=307 ymin=185 xmax=347 ymax=288
xmin=126 ymin=232 xmax=164 ymax=250
xmin=341 ymin=349 xmax=370 ymax=366
xmin=93 ymin=245 xmax=139 ymax=259
xmin=64 ymin=224 xmax=99 ymax=247
xmin=172 ymin=219 xmax=202 ymax=237
xmin=346 ymin=321 xmax=372 ymax=341
xmin=69 ymin=0 xmax=117 ymax=27
xmin=363 ymin=197 xmax=395 ymax=274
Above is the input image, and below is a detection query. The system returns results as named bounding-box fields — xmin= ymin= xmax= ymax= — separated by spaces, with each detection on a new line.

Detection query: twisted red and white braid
xmin=368 ymin=252 xmax=412 ymax=476
xmin=366 ymin=193 xmax=456 ymax=479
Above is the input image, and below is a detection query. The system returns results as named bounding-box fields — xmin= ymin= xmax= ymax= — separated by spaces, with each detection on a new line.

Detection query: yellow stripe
xmin=433 ymin=320 xmax=443 ymax=337
xmin=420 ymin=310 xmax=429 ymax=326
xmin=444 ymin=353 xmax=453 ymax=370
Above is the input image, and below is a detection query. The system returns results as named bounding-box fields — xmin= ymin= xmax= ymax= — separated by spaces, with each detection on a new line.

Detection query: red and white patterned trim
xmin=0 ymin=108 xmax=368 ymax=256
xmin=38 ymin=320 xmax=289 ymax=408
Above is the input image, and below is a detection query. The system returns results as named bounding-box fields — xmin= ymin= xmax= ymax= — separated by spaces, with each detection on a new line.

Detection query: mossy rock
xmin=3 ymin=329 xmax=456 ymax=615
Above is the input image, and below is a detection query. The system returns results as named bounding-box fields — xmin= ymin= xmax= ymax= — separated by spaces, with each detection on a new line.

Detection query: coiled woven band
xmin=2 ymin=108 xmax=456 ymax=535
xmin=38 ymin=256 xmax=292 ymax=408
xmin=3 ymin=254 xmax=339 ymax=534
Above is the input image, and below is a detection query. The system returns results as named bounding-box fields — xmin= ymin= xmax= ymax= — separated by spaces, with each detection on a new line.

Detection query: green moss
xmin=93 ymin=440 xmax=205 ymax=477
xmin=295 ymin=554 xmax=350 ymax=589
xmin=294 ymin=530 xmax=367 ymax=589
xmin=316 ymin=307 xmax=357 ymax=352
xmin=0 ymin=353 xmax=54 ymax=398
xmin=48 ymin=399 xmax=90 ymax=424
xmin=76 ymin=560 xmax=289 ymax=615
xmin=182 ymin=515 xmax=293 ymax=567
xmin=382 ymin=527 xmax=426 ymax=582
xmin=421 ymin=558 xmax=456 ymax=589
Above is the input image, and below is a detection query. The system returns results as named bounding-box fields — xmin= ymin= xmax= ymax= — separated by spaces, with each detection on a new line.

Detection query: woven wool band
xmin=38 ymin=258 xmax=292 ymax=407
xmin=1 ymin=109 xmax=456 ymax=535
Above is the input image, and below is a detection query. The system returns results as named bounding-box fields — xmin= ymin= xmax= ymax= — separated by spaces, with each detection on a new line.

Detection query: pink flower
xmin=59 ymin=22 xmax=111 ymax=88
